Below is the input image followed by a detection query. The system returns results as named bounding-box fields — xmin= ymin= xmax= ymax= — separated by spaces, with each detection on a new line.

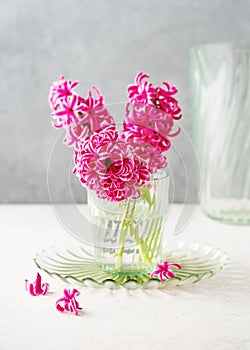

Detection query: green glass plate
xmin=34 ymin=241 xmax=229 ymax=289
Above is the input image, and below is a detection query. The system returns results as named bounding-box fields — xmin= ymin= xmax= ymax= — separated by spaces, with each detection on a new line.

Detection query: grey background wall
xmin=1 ymin=0 xmax=249 ymax=203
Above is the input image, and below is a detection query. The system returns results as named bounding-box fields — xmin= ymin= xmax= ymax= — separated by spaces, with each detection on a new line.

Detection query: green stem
xmin=114 ymin=200 xmax=133 ymax=269
xmin=148 ymin=217 xmax=163 ymax=260
xmin=113 ymin=186 xmax=163 ymax=271
xmin=131 ymin=225 xmax=152 ymax=265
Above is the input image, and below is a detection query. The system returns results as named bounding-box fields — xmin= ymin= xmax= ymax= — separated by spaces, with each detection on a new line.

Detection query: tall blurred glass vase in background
xmin=190 ymin=44 xmax=250 ymax=225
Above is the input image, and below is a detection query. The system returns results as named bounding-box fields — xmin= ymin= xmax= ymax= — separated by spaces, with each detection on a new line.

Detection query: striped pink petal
xmin=150 ymin=262 xmax=182 ymax=282
xmin=56 ymin=288 xmax=81 ymax=316
xmin=25 ymin=273 xmax=49 ymax=296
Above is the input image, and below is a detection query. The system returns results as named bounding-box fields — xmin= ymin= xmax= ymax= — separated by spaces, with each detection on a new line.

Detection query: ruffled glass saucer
xmin=34 ymin=241 xmax=229 ymax=289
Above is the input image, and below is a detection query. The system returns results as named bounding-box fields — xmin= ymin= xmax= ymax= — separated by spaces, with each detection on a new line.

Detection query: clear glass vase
xmin=87 ymin=170 xmax=169 ymax=275
xmin=190 ymin=43 xmax=250 ymax=225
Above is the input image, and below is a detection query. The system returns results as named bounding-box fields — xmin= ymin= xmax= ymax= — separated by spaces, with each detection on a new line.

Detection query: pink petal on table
xmin=150 ymin=262 xmax=182 ymax=282
xmin=25 ymin=273 xmax=49 ymax=296
xmin=55 ymin=288 xmax=81 ymax=316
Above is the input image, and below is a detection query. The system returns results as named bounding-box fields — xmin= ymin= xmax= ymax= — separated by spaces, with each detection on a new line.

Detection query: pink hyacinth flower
xmin=120 ymin=133 xmax=168 ymax=173
xmin=48 ymin=78 xmax=116 ymax=147
xmin=51 ymin=95 xmax=84 ymax=127
xmin=48 ymin=75 xmax=79 ymax=111
xmin=125 ymin=102 xmax=180 ymax=138
xmin=155 ymin=83 xmax=182 ymax=119
xmin=123 ymin=123 xmax=171 ymax=153
xmin=73 ymin=125 xmax=151 ymax=202
xmin=56 ymin=288 xmax=81 ymax=316
xmin=25 ymin=273 xmax=49 ymax=296
xmin=127 ymin=72 xmax=157 ymax=106
xmin=150 ymin=262 xmax=182 ymax=282
xmin=63 ymin=122 xmax=90 ymax=148
xmin=78 ymin=87 xmax=115 ymax=135
xmin=127 ymin=72 xmax=182 ymax=121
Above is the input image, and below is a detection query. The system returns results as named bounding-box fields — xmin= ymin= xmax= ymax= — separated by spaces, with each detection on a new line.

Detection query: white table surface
xmin=1 ymin=204 xmax=250 ymax=350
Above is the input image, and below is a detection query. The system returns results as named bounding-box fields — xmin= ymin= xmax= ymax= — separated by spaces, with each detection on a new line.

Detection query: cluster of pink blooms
xmin=73 ymin=125 xmax=151 ymax=201
xmin=49 ymin=72 xmax=182 ymax=202
xmin=48 ymin=75 xmax=114 ymax=148
xmin=121 ymin=72 xmax=181 ymax=172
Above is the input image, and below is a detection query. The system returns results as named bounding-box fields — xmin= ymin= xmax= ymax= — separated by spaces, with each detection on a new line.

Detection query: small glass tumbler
xmin=190 ymin=43 xmax=250 ymax=224
xmin=87 ymin=170 xmax=169 ymax=275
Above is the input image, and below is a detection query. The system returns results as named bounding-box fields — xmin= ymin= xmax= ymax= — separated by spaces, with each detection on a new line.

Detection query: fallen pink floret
xmin=150 ymin=262 xmax=182 ymax=282
xmin=56 ymin=288 xmax=81 ymax=316
xmin=25 ymin=273 xmax=49 ymax=296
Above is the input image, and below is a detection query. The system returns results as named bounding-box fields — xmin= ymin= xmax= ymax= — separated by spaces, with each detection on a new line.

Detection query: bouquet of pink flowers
xmin=48 ymin=72 xmax=181 ymax=202
xmin=49 ymin=72 xmax=182 ymax=274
